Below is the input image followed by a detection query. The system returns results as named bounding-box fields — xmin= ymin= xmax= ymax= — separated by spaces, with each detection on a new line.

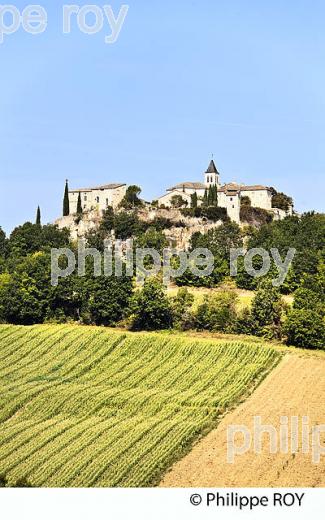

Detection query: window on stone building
xmin=96 ymin=196 xmax=100 ymax=203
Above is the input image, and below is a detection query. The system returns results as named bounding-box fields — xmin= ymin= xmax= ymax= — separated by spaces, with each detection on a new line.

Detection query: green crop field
xmin=0 ymin=325 xmax=280 ymax=487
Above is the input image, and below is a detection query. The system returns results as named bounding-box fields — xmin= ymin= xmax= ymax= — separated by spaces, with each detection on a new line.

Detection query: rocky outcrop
xmin=55 ymin=211 xmax=102 ymax=241
xmin=162 ymin=222 xmax=222 ymax=249
xmin=55 ymin=207 xmax=223 ymax=249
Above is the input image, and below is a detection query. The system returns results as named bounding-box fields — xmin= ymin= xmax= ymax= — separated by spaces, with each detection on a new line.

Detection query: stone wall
xmin=69 ymin=185 xmax=127 ymax=214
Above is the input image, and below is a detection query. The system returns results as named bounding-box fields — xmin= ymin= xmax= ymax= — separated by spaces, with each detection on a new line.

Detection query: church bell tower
xmin=204 ymin=159 xmax=221 ymax=187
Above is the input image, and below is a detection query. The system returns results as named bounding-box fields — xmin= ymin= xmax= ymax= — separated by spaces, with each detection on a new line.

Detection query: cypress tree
xmin=191 ymin=192 xmax=198 ymax=209
xmin=210 ymin=185 xmax=217 ymax=206
xmin=77 ymin=192 xmax=83 ymax=215
xmin=208 ymin=186 xmax=213 ymax=206
xmin=63 ymin=180 xmax=70 ymax=216
xmin=36 ymin=206 xmax=41 ymax=226
xmin=203 ymin=189 xmax=208 ymax=207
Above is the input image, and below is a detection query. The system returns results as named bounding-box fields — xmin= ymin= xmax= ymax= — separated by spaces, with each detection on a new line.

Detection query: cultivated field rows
xmin=0 ymin=325 xmax=280 ymax=487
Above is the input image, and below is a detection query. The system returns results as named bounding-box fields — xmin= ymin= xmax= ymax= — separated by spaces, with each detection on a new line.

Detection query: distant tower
xmin=204 ymin=159 xmax=221 ymax=187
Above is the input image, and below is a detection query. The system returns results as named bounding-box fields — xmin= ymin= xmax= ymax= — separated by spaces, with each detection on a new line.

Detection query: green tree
xmin=207 ymin=185 xmax=218 ymax=207
xmin=100 ymin=206 xmax=115 ymax=232
xmin=120 ymin=185 xmax=143 ymax=209
xmin=212 ymin=184 xmax=218 ymax=206
xmin=0 ymin=227 xmax=6 ymax=257
xmin=241 ymin=196 xmax=251 ymax=207
xmin=250 ymin=279 xmax=284 ymax=338
xmin=36 ymin=206 xmax=41 ymax=226
xmin=114 ymin=212 xmax=144 ymax=240
xmin=207 ymin=186 xmax=212 ymax=206
xmin=1 ymin=253 xmax=51 ymax=324
xmin=191 ymin=192 xmax=198 ymax=209
xmin=76 ymin=192 xmax=83 ymax=215
xmin=8 ymin=223 xmax=43 ymax=258
xmin=170 ymin=195 xmax=188 ymax=208
xmin=85 ymin=269 xmax=133 ymax=326
xmin=8 ymin=223 xmax=70 ymax=258
xmin=0 ymin=273 xmax=11 ymax=322
xmin=135 ymin=227 xmax=168 ymax=255
xmin=1 ymin=250 xmax=84 ymax=324
xmin=201 ymin=206 xmax=228 ymax=222
xmin=284 ymin=309 xmax=324 ymax=350
xmin=248 ymin=213 xmax=324 ymax=287
xmin=271 ymin=189 xmax=293 ymax=212
xmin=196 ymin=288 xmax=238 ymax=332
xmin=40 ymin=225 xmax=71 ymax=251
xmin=202 ymin=189 xmax=208 ymax=207
xmin=293 ymin=287 xmax=324 ymax=316
xmin=170 ymin=287 xmax=195 ymax=330
xmin=191 ymin=221 xmax=243 ymax=259
xmin=175 ymin=222 xmax=242 ymax=288
xmin=63 ymin=180 xmax=70 ymax=216
xmin=131 ymin=278 xmax=172 ymax=330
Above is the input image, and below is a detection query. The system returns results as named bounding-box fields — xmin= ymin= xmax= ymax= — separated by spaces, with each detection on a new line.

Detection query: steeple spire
xmin=204 ymin=158 xmax=221 ymax=187
xmin=206 ymin=159 xmax=219 ymax=174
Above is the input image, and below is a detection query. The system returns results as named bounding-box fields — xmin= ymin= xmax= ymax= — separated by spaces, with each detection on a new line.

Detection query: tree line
xmin=0 ymin=210 xmax=324 ymax=350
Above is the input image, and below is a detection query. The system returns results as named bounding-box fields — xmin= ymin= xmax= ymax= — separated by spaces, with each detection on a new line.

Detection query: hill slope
xmin=161 ymin=355 xmax=325 ymax=487
xmin=0 ymin=325 xmax=280 ymax=487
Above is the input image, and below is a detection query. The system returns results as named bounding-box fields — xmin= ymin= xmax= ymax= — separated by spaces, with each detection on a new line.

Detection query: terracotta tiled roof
xmin=217 ymin=183 xmax=271 ymax=194
xmin=241 ymin=185 xmax=271 ymax=192
xmin=158 ymin=189 xmax=192 ymax=200
xmin=69 ymin=183 xmax=126 ymax=193
xmin=167 ymin=182 xmax=206 ymax=191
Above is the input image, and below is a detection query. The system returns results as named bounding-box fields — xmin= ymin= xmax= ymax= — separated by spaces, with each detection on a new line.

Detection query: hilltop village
xmin=56 ymin=159 xmax=294 ymax=245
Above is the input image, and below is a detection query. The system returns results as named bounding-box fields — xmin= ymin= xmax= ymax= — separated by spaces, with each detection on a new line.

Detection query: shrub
xmin=170 ymin=288 xmax=195 ymax=331
xmin=235 ymin=307 xmax=256 ymax=335
xmin=250 ymin=279 xmax=284 ymax=338
xmin=271 ymin=189 xmax=293 ymax=212
xmin=150 ymin=216 xmax=174 ymax=231
xmin=180 ymin=206 xmax=228 ymax=222
xmin=240 ymin=206 xmax=273 ymax=226
xmin=284 ymin=309 xmax=325 ymax=350
xmin=114 ymin=212 xmax=144 ymax=240
xmin=135 ymin=228 xmax=168 ymax=255
xmin=196 ymin=289 xmax=238 ymax=332
xmin=170 ymin=195 xmax=188 ymax=208
xmin=201 ymin=206 xmax=228 ymax=222
xmin=119 ymin=185 xmax=143 ymax=209
xmin=131 ymin=278 xmax=173 ymax=331
xmin=86 ymin=273 xmax=133 ymax=327
xmin=241 ymin=196 xmax=251 ymax=207
xmin=293 ymin=287 xmax=324 ymax=316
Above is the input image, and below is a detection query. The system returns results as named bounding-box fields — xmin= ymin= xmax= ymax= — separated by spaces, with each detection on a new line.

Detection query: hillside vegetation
xmin=0 ymin=325 xmax=280 ymax=487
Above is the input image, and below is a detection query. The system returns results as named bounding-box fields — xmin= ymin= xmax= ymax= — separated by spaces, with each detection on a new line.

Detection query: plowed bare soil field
xmin=161 ymin=355 xmax=325 ymax=487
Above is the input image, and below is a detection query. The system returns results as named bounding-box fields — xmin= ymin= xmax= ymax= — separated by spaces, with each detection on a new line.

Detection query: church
xmin=157 ymin=159 xmax=293 ymax=223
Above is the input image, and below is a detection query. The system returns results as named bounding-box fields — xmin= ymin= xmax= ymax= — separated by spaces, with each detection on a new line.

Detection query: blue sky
xmin=0 ymin=0 xmax=324 ymax=234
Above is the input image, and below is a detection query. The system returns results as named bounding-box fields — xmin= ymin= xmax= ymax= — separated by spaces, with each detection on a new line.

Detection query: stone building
xmin=157 ymin=160 xmax=292 ymax=223
xmin=68 ymin=183 xmax=127 ymax=213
